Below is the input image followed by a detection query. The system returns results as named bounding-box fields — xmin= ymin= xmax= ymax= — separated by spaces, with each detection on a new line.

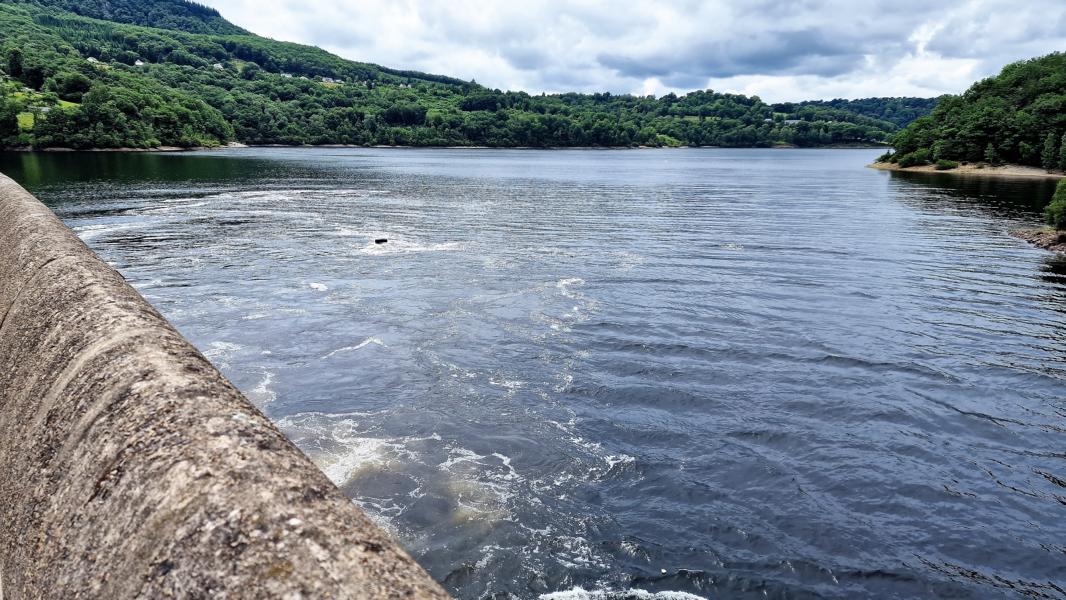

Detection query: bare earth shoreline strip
xmin=868 ymin=161 xmax=1065 ymax=179
xmin=1009 ymin=229 xmax=1066 ymax=253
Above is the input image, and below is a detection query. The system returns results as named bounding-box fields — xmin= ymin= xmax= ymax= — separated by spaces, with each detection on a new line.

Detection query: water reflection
xmin=0 ymin=150 xmax=292 ymax=187
xmin=1041 ymin=256 xmax=1066 ymax=286
xmin=886 ymin=170 xmax=1057 ymax=219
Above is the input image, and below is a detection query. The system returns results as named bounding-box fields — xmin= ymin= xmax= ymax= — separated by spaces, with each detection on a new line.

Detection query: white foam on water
xmin=274 ymin=412 xmax=441 ymax=535
xmin=439 ymin=446 xmax=487 ymax=471
xmin=277 ymin=413 xmax=423 ymax=486
xmin=556 ymin=278 xmax=586 ymax=299
xmin=545 ymin=418 xmax=638 ymax=480
xmin=489 ymin=377 xmax=526 ymax=391
xmin=202 ymin=341 xmax=244 ymax=369
xmin=320 ymin=436 xmax=394 ymax=484
xmin=604 ymin=453 xmax=636 ymax=470
xmin=533 ymin=278 xmax=599 ymax=328
xmin=354 ymin=239 xmax=465 ymax=256
xmin=139 ymin=199 xmax=209 ymax=214
xmin=277 ymin=307 xmax=310 ymax=316
xmin=533 ymin=312 xmax=572 ymax=333
xmin=229 ymin=190 xmax=302 ymax=202
xmin=216 ymin=295 xmax=246 ymax=307
xmin=299 ymin=188 xmax=389 ymax=198
xmin=322 ymin=337 xmax=386 ymax=359
xmin=74 ymin=222 xmax=142 ymax=241
xmin=280 ymin=417 xmax=392 ymax=484
xmin=554 ymin=373 xmax=575 ymax=393
xmin=130 ymin=278 xmax=164 ymax=290
xmin=246 ymin=370 xmax=277 ymax=404
xmin=540 ymin=589 xmax=707 ymax=600
xmin=438 ymin=446 xmax=520 ymax=520
xmin=491 ymin=453 xmax=519 ymax=481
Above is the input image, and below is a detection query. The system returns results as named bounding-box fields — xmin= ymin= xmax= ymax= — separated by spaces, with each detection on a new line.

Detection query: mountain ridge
xmin=0 ymin=0 xmax=937 ymax=150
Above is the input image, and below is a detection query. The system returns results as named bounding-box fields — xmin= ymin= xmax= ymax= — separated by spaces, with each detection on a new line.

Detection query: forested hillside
xmin=5 ymin=0 xmax=245 ymax=34
xmin=886 ymin=52 xmax=1066 ymax=169
xmin=0 ymin=0 xmax=936 ymax=150
xmin=780 ymin=97 xmax=942 ymax=128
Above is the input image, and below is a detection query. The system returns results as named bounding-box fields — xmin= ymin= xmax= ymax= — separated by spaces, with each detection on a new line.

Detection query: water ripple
xmin=9 ymin=147 xmax=1066 ymax=600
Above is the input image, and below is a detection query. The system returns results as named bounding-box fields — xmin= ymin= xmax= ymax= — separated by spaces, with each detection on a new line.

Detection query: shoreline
xmin=869 ymin=161 xmax=1065 ymax=180
xmin=2 ymin=143 xmax=887 ymax=154
xmin=1011 ymin=229 xmax=1066 ymax=252
xmin=6 ymin=142 xmax=250 ymax=153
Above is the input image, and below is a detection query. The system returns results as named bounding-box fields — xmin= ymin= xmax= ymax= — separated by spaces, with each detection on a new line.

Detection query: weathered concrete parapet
xmin=0 ymin=173 xmax=449 ymax=599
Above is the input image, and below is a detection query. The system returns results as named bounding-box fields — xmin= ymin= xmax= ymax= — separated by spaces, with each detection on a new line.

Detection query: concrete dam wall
xmin=0 ymin=174 xmax=448 ymax=599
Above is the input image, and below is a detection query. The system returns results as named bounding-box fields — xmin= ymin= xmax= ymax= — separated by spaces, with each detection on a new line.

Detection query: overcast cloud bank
xmin=202 ymin=0 xmax=1066 ymax=102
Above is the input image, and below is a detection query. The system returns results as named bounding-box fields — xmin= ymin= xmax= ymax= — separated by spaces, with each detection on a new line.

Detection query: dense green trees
xmin=6 ymin=46 xmax=20 ymax=76
xmin=1058 ymin=133 xmax=1066 ymax=172
xmin=888 ymin=52 xmax=1066 ymax=170
xmin=1045 ymin=179 xmax=1066 ymax=229
xmin=1043 ymin=133 xmax=1058 ymax=171
xmin=30 ymin=81 xmax=232 ymax=148
xmin=0 ymin=98 xmax=17 ymax=137
xmin=776 ymin=97 xmax=941 ymax=128
xmin=0 ymin=0 xmax=935 ymax=150
xmin=4 ymin=0 xmax=245 ymax=34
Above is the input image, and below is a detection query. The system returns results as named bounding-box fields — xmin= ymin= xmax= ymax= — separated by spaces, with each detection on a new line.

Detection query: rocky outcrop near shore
xmin=0 ymin=173 xmax=448 ymax=599
xmin=1011 ymin=229 xmax=1066 ymax=252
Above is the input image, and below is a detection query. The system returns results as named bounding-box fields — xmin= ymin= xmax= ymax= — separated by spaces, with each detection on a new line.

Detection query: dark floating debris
xmin=375 ymin=238 xmax=388 ymax=244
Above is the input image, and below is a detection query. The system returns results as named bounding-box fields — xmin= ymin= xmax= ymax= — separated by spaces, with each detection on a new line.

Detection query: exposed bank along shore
xmin=868 ymin=161 xmax=1066 ymax=179
xmin=1010 ymin=229 xmax=1066 ymax=253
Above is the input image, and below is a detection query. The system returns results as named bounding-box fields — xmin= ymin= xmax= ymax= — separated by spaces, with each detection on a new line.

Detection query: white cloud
xmin=202 ymin=0 xmax=1066 ymax=102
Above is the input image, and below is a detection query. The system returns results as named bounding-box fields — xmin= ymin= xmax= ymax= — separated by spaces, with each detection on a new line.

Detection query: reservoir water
xmin=2 ymin=148 xmax=1064 ymax=599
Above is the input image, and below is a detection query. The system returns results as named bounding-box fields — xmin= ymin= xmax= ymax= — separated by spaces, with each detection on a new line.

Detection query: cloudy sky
xmin=201 ymin=0 xmax=1066 ymax=102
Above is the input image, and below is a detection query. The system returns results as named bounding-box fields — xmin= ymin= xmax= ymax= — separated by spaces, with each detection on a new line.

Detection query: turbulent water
xmin=3 ymin=148 xmax=1065 ymax=600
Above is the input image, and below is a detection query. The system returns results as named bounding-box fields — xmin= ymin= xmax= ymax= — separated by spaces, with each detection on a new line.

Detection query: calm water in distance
xmin=2 ymin=148 xmax=1065 ymax=600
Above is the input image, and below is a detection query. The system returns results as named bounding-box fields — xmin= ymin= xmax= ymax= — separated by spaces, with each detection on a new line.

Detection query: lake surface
xmin=2 ymin=148 xmax=1065 ymax=600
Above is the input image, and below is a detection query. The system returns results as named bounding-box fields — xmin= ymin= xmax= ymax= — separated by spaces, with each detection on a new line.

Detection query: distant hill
xmin=775 ymin=97 xmax=943 ymax=128
xmin=887 ymin=52 xmax=1066 ymax=169
xmin=3 ymin=0 xmax=246 ymax=34
xmin=0 ymin=0 xmax=937 ymax=150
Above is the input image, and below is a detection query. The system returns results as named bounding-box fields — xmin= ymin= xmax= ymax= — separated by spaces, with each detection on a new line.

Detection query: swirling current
xmin=3 ymin=148 xmax=1064 ymax=599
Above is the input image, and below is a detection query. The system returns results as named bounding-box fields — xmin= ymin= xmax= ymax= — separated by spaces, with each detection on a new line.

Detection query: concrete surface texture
xmin=0 ymin=173 xmax=449 ymax=600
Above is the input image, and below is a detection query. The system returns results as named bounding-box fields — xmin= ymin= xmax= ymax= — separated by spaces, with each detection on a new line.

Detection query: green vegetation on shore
xmin=884 ymin=52 xmax=1066 ymax=172
xmin=0 ymin=0 xmax=935 ymax=150
xmin=1046 ymin=179 xmax=1066 ymax=229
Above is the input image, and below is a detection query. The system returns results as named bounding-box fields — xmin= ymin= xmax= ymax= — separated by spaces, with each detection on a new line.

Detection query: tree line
xmin=0 ymin=0 xmax=935 ymax=150
xmin=885 ymin=52 xmax=1066 ymax=172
